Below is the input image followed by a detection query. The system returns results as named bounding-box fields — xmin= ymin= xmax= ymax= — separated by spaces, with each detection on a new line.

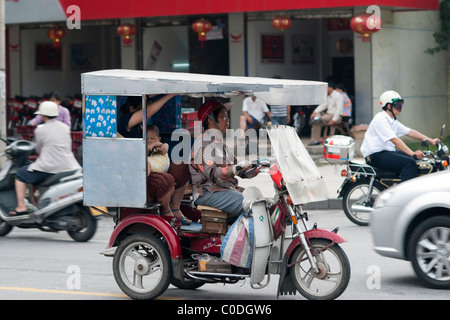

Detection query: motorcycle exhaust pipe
xmin=351 ymin=204 xmax=374 ymax=213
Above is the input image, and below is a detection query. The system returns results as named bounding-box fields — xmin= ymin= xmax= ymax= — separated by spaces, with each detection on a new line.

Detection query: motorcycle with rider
xmin=0 ymin=101 xmax=100 ymax=241
xmin=337 ymin=90 xmax=448 ymax=226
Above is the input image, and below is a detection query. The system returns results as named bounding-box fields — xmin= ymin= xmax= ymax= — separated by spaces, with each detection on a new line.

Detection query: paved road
xmin=0 ymin=207 xmax=448 ymax=301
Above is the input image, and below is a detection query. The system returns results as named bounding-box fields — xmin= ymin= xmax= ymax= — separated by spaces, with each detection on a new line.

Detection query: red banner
xmin=59 ymin=0 xmax=439 ymax=20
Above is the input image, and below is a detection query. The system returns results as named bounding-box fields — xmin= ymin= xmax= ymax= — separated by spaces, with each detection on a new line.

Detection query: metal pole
xmin=0 ymin=0 xmax=5 ymax=160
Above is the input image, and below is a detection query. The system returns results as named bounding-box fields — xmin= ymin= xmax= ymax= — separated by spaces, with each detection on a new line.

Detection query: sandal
xmin=171 ymin=208 xmax=192 ymax=225
xmin=8 ymin=209 xmax=31 ymax=216
xmin=160 ymin=210 xmax=175 ymax=217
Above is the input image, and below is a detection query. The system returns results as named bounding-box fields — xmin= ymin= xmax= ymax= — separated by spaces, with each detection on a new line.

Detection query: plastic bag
xmin=220 ymin=214 xmax=254 ymax=268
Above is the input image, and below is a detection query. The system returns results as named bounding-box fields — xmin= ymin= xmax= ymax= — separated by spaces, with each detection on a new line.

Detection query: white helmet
xmin=35 ymin=101 xmax=59 ymax=117
xmin=379 ymin=90 xmax=403 ymax=108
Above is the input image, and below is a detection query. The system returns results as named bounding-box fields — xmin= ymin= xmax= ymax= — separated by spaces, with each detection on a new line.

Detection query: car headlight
xmin=374 ymin=190 xmax=393 ymax=209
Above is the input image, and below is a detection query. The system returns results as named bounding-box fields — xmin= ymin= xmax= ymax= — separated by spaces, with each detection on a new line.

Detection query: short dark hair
xmin=147 ymin=124 xmax=160 ymax=137
xmin=50 ymin=90 xmax=62 ymax=101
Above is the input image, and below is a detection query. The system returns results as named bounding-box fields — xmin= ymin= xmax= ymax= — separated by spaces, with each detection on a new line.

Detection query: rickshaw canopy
xmin=81 ymin=70 xmax=328 ymax=208
xmin=81 ymin=69 xmax=327 ymax=106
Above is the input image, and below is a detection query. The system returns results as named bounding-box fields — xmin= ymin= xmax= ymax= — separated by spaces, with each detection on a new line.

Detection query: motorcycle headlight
xmin=374 ymin=190 xmax=393 ymax=209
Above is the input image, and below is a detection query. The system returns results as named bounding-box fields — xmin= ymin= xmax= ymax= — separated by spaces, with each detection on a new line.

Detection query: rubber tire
xmin=290 ymin=239 xmax=351 ymax=300
xmin=67 ymin=205 xmax=98 ymax=242
xmin=408 ymin=215 xmax=450 ymax=289
xmin=0 ymin=204 xmax=14 ymax=237
xmin=113 ymin=233 xmax=172 ymax=300
xmin=341 ymin=179 xmax=385 ymax=226
xmin=170 ymin=277 xmax=206 ymax=290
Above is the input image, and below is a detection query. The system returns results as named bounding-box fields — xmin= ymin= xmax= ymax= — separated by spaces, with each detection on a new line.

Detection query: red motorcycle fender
xmin=277 ymin=229 xmax=346 ymax=298
xmin=285 ymin=228 xmax=346 ymax=259
xmin=107 ymin=215 xmax=181 ymax=259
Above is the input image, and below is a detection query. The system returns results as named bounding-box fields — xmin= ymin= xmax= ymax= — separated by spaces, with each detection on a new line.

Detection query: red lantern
xmin=117 ymin=23 xmax=137 ymax=45
xmin=192 ymin=18 xmax=212 ymax=47
xmin=272 ymin=16 xmax=292 ymax=31
xmin=350 ymin=13 xmax=382 ymax=39
xmin=47 ymin=27 xmax=66 ymax=48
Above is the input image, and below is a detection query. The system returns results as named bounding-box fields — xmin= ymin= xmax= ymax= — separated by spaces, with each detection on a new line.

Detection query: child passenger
xmin=146 ymin=125 xmax=192 ymax=225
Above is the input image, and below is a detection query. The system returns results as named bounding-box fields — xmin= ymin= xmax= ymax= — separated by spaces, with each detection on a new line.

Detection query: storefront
xmin=5 ymin=0 xmax=446 ymax=137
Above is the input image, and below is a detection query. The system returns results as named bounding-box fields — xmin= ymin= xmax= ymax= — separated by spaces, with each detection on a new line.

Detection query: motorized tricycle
xmin=81 ymin=70 xmax=351 ymax=300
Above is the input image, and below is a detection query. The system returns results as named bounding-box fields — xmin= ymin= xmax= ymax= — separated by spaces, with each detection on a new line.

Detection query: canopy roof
xmin=81 ymin=69 xmax=327 ymax=106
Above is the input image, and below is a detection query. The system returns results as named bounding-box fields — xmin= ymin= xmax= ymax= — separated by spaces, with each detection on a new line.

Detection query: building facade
xmin=5 ymin=0 xmax=447 ymax=137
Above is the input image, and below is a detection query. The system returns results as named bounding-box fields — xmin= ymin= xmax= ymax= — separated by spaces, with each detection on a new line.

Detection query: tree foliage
xmin=426 ymin=0 xmax=450 ymax=54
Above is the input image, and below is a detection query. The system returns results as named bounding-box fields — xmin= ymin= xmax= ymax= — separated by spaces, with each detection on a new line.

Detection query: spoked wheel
xmin=409 ymin=216 xmax=450 ymax=289
xmin=290 ymin=239 xmax=351 ymax=300
xmin=341 ymin=180 xmax=384 ymax=226
xmin=113 ymin=233 xmax=172 ymax=300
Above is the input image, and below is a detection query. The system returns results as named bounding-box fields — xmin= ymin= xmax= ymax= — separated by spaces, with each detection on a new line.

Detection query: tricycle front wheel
xmin=290 ymin=239 xmax=350 ymax=300
xmin=113 ymin=233 xmax=172 ymax=300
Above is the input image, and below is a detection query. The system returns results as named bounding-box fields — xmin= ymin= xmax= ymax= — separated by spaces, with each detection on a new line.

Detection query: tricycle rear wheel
xmin=113 ymin=233 xmax=172 ymax=300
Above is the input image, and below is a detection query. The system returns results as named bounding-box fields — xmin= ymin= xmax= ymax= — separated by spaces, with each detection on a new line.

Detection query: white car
xmin=371 ymin=170 xmax=450 ymax=288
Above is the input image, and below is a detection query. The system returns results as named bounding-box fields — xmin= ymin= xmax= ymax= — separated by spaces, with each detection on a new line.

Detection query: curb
xmin=303 ymin=198 xmax=342 ymax=210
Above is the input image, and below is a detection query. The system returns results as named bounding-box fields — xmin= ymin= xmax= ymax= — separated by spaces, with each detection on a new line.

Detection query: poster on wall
xmin=261 ymin=34 xmax=284 ymax=63
xmin=35 ymin=43 xmax=62 ymax=70
xmin=71 ymin=44 xmax=97 ymax=70
xmin=292 ymin=35 xmax=315 ymax=64
xmin=144 ymin=41 xmax=162 ymax=70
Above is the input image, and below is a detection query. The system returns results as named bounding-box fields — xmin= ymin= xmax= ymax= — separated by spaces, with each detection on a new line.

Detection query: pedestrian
xmin=29 ymin=91 xmax=71 ymax=127
xmin=308 ymin=82 xmax=344 ymax=146
xmin=241 ymin=95 xmax=271 ymax=132
xmin=269 ymin=76 xmax=290 ymax=125
xmin=335 ymin=83 xmax=353 ymax=134
xmin=361 ymin=90 xmax=440 ymax=181
xmin=10 ymin=101 xmax=81 ymax=215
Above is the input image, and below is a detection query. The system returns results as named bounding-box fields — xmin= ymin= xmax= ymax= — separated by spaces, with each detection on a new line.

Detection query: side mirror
xmin=440 ymin=124 xmax=446 ymax=139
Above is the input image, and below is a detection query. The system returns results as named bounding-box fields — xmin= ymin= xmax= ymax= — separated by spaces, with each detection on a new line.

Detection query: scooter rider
xmin=10 ymin=101 xmax=81 ymax=215
xmin=360 ymin=90 xmax=440 ymax=181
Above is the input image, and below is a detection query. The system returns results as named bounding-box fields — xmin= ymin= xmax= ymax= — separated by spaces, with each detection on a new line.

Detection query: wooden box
xmin=204 ymin=259 xmax=232 ymax=273
xmin=198 ymin=205 xmax=227 ymax=235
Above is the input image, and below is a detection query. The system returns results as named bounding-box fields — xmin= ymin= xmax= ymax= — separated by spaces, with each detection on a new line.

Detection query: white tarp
xmin=268 ymin=125 xmax=328 ymax=204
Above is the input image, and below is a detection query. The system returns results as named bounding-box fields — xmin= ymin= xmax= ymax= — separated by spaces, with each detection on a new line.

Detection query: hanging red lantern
xmin=192 ymin=18 xmax=212 ymax=47
xmin=117 ymin=23 xmax=137 ymax=45
xmin=47 ymin=27 xmax=66 ymax=48
xmin=272 ymin=16 xmax=292 ymax=31
xmin=350 ymin=13 xmax=382 ymax=39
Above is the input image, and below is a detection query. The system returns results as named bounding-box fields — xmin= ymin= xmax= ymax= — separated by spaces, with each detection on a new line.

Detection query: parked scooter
xmin=0 ymin=138 xmax=100 ymax=241
xmin=339 ymin=125 xmax=449 ymax=226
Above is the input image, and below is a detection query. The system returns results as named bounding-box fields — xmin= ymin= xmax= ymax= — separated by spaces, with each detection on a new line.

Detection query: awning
xmin=6 ymin=0 xmax=439 ymax=24
xmin=60 ymin=0 xmax=440 ymax=20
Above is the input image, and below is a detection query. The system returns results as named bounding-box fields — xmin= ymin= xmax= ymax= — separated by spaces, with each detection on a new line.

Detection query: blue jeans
xmin=194 ymin=189 xmax=244 ymax=222
xmin=271 ymin=116 xmax=287 ymax=125
xmin=366 ymin=150 xmax=417 ymax=181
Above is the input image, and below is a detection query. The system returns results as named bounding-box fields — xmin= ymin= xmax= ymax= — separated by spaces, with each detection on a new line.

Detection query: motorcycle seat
xmin=372 ymin=167 xmax=399 ymax=178
xmin=37 ymin=169 xmax=78 ymax=187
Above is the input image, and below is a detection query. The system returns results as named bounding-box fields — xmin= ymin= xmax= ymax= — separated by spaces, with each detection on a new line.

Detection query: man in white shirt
xmin=308 ymin=83 xmax=344 ymax=145
xmin=361 ymin=90 xmax=440 ymax=181
xmin=241 ymin=95 xmax=271 ymax=131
